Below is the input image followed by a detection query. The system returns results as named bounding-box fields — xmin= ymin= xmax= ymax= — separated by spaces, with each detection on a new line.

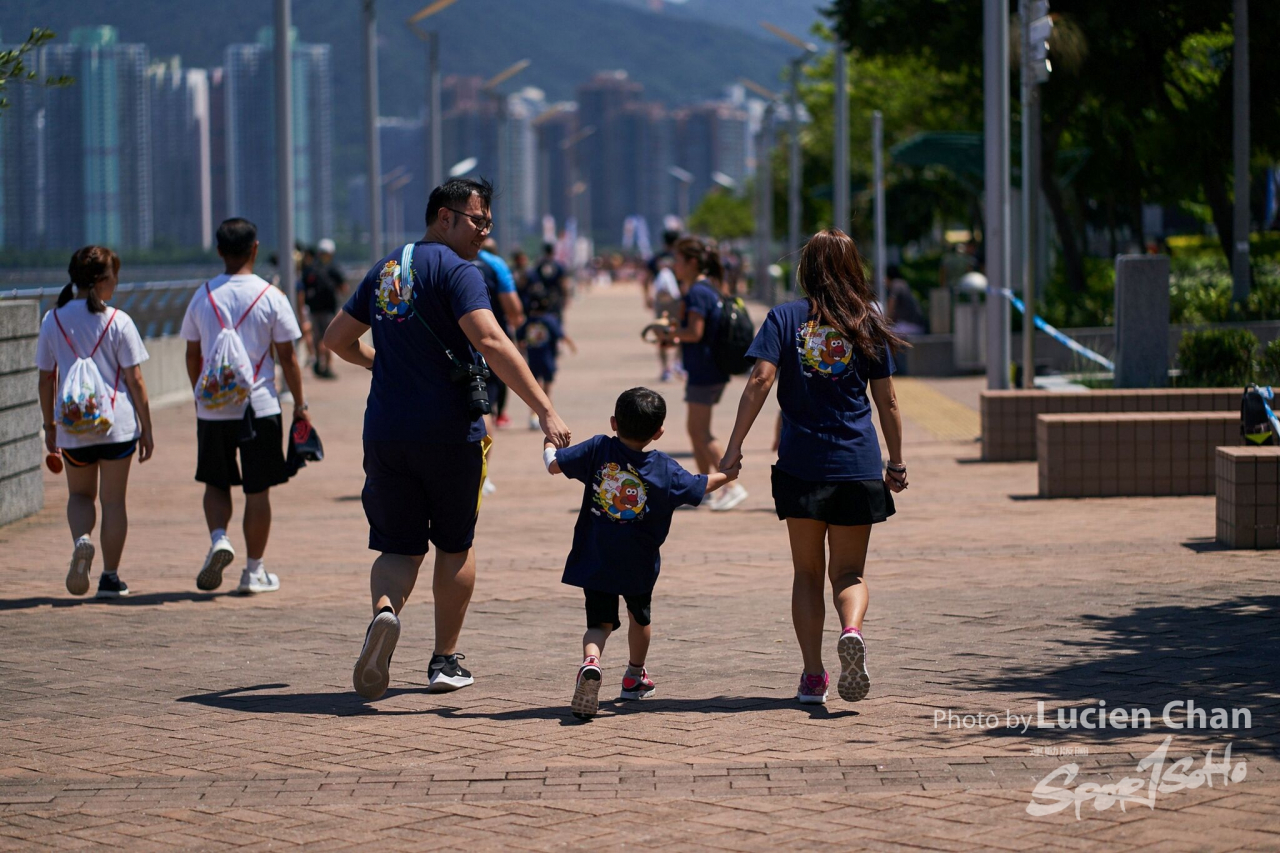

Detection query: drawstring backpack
xmin=52 ymin=308 xmax=119 ymax=437
xmin=194 ymin=281 xmax=273 ymax=418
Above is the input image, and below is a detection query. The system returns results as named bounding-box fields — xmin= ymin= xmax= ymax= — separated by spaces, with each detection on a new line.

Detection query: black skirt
xmin=771 ymin=466 xmax=896 ymax=526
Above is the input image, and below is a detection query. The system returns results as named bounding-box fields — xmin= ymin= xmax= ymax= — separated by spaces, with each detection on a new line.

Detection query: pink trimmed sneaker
xmin=619 ymin=666 xmax=656 ymax=700
xmin=571 ymin=657 xmax=603 ymax=719
xmin=797 ymin=670 xmax=829 ymax=705
xmin=837 ymin=627 xmax=870 ymax=702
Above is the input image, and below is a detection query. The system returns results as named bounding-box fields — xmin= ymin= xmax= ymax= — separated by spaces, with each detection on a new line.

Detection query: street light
xmin=711 ymin=171 xmax=737 ymax=190
xmin=362 ymin=0 xmax=382 ymax=261
xmin=449 ymin=156 xmax=477 ymax=178
xmin=483 ymin=58 xmax=532 ymax=251
xmin=668 ymin=166 xmax=694 ymax=221
xmin=761 ymin=21 xmax=817 ymax=262
xmin=408 ymin=0 xmax=461 ymax=191
xmin=739 ymin=76 xmax=782 ymax=305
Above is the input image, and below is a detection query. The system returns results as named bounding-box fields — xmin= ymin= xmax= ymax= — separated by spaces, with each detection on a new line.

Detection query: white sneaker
xmin=711 ymin=483 xmax=748 ymax=512
xmin=482 ymin=477 xmax=497 ymax=496
xmin=66 ymin=536 xmax=94 ymax=596
xmin=528 ymin=414 xmax=540 ymax=431
xmin=197 ymin=537 xmax=236 ymax=591
xmin=236 ymin=567 xmax=280 ymax=594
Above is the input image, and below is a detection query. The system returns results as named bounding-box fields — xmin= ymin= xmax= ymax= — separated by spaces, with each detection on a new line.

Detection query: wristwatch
xmin=295 ymin=402 xmax=309 ymax=412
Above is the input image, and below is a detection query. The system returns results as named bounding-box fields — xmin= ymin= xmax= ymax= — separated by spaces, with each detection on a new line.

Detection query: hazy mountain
xmin=603 ymin=0 xmax=828 ymax=42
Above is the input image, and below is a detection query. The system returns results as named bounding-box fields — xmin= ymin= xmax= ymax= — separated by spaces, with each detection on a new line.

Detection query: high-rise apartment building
xmin=673 ymin=102 xmax=749 ymax=215
xmin=575 ymin=71 xmax=642 ymax=243
xmin=224 ymin=28 xmax=333 ymax=250
xmin=208 ymin=67 xmax=229 ymax=226
xmin=149 ymin=58 xmax=211 ymax=249
xmin=533 ymin=106 xmax=576 ymax=233
xmin=34 ymin=26 xmax=152 ymax=251
xmin=0 ymin=39 xmax=46 ymax=251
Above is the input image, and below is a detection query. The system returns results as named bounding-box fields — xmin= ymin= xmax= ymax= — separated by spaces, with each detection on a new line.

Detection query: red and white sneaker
xmin=495 ymin=413 xmax=511 ymax=428
xmin=837 ymin=627 xmax=870 ymax=702
xmin=571 ymin=657 xmax=602 ymax=719
xmin=797 ymin=670 xmax=829 ymax=705
xmin=619 ymin=666 xmax=656 ymax=700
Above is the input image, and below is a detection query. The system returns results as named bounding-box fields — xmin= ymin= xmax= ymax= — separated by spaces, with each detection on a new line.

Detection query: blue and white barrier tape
xmin=995 ymin=287 xmax=1116 ymax=372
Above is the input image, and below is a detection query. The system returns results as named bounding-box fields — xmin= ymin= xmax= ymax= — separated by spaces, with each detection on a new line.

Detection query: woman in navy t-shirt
xmin=720 ymin=229 xmax=907 ymax=707
xmin=657 ymin=238 xmax=748 ymax=512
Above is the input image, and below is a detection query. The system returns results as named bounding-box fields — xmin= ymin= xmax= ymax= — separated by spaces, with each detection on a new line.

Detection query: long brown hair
xmin=796 ymin=229 xmax=906 ymax=360
xmin=58 ymin=246 xmax=121 ymax=313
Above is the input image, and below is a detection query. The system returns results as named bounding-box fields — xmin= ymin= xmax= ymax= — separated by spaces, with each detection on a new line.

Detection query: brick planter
xmin=1216 ymin=446 xmax=1280 ymax=549
xmin=1037 ymin=412 xmax=1238 ymax=498
xmin=982 ymin=389 xmax=1239 ymax=462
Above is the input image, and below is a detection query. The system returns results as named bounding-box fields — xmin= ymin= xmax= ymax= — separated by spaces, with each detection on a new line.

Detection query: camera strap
xmin=398 ymin=242 xmax=490 ymax=374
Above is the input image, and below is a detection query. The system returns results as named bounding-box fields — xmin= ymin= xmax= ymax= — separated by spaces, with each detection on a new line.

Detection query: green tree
xmin=688 ymin=188 xmax=755 ymax=240
xmin=0 ymin=28 xmax=73 ymax=110
xmin=827 ymin=0 xmax=1280 ymax=292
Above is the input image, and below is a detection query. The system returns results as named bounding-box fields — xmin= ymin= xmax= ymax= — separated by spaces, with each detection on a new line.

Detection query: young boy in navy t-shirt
xmin=517 ymin=291 xmax=576 ymax=429
xmin=544 ymin=387 xmax=739 ymax=718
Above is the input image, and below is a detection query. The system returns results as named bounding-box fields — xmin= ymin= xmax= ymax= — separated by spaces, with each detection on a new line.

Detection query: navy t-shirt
xmin=517 ymin=313 xmax=563 ymax=378
xmin=344 ymin=242 xmax=492 ymax=443
xmin=555 ymin=435 xmax=708 ymax=595
xmin=747 ymin=299 xmax=896 ymax=482
xmin=680 ymin=280 xmax=727 ymax=386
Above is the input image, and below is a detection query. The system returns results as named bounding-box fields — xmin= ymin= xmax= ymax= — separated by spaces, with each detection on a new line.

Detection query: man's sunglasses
xmin=444 ymin=207 xmax=493 ymax=232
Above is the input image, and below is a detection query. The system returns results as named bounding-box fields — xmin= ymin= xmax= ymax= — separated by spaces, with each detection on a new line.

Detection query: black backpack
xmin=1241 ymin=384 xmax=1277 ymax=446
xmin=711 ymin=295 xmax=755 ymax=376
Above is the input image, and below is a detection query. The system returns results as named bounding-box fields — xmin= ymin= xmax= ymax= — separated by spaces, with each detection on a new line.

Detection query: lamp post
xmin=1232 ymin=0 xmax=1250 ymax=303
xmin=408 ymin=0 xmax=461 ymax=192
xmin=872 ymin=110 xmax=886 ymax=308
xmin=761 ymin=23 xmax=817 ymax=262
xmin=361 ymin=0 xmax=382 ymax=261
xmin=274 ymin=0 xmax=294 ymax=285
xmin=740 ymin=77 xmax=783 ymax=304
xmin=668 ymin=166 xmax=694 ymax=221
xmin=483 ymin=58 xmax=532 ymax=252
xmin=833 ymin=41 xmax=849 ymax=234
xmin=984 ymin=0 xmax=1012 ymax=389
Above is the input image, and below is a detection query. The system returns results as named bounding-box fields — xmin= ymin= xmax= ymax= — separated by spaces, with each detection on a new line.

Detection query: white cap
xmin=317 ymin=238 xmax=336 ymax=255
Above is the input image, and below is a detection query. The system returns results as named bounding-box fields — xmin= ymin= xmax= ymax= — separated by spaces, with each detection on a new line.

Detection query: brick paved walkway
xmin=1 ymin=284 xmax=1277 ymax=850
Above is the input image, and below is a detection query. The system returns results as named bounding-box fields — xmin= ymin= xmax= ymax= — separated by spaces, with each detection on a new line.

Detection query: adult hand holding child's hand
xmin=541 ymin=409 xmax=573 ymax=448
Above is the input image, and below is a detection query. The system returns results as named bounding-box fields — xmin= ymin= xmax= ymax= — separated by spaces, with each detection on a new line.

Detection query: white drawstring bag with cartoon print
xmin=194 ymin=282 xmax=273 ymax=418
xmin=52 ymin=308 xmax=119 ymax=437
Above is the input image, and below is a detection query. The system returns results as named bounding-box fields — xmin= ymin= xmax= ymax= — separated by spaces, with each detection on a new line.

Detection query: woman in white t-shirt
xmin=36 ymin=246 xmax=154 ymax=599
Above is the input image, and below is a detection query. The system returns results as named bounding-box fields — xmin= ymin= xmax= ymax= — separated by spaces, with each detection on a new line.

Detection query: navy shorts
xmin=362 ymin=440 xmax=486 ymax=555
xmin=62 ymin=440 xmax=137 ymax=467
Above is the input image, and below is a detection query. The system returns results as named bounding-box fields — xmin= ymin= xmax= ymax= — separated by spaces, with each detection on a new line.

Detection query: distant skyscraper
xmin=673 ymin=102 xmax=749 ymax=215
xmin=224 ymin=28 xmax=333 ymax=249
xmin=533 ymin=106 xmax=576 ymax=233
xmin=0 ymin=40 xmax=46 ymax=251
xmin=441 ymin=75 xmax=498 ymax=186
xmin=37 ymin=26 xmax=152 ymax=251
xmin=616 ymin=102 xmax=672 ymax=242
xmin=576 ymin=71 xmax=642 ymax=243
xmin=208 ymin=67 xmax=229 ymax=226
xmin=149 ymin=58 xmax=212 ymax=249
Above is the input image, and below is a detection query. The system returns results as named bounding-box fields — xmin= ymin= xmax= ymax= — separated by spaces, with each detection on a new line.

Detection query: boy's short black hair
xmin=426 ymin=177 xmax=494 ymax=226
xmin=614 ymin=387 xmax=666 ymax=442
xmin=216 ymin=218 xmax=257 ymax=258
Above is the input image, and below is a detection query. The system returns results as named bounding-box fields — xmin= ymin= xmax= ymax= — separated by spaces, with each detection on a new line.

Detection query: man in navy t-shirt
xmin=543 ymin=387 xmax=739 ymax=718
xmin=324 ymin=177 xmax=572 ymax=702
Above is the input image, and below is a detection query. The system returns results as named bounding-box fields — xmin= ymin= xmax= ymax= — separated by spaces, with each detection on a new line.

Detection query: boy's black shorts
xmin=196 ymin=415 xmax=288 ymax=495
xmin=584 ymin=589 xmax=652 ymax=630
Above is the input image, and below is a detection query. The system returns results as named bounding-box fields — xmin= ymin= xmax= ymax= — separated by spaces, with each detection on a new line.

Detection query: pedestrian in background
xmin=36 ymin=246 xmax=154 ymax=598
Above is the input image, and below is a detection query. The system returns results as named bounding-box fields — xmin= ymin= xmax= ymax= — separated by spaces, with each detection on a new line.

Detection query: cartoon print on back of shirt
xmin=797 ymin=320 xmax=854 ymax=379
xmin=375 ymin=258 xmax=412 ymax=321
xmin=524 ymin=320 xmax=550 ymax=347
xmin=593 ymin=461 xmax=649 ymax=522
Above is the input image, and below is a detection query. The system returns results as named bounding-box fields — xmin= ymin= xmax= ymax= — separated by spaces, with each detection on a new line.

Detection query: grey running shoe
xmin=353 ymin=610 xmax=400 ymax=700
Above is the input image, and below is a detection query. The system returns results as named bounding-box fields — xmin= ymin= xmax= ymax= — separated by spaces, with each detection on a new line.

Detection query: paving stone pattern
xmin=1 ymin=285 xmax=1277 ymax=851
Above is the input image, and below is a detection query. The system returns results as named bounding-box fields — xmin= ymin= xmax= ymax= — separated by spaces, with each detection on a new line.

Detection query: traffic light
xmin=1028 ymin=0 xmax=1053 ymax=84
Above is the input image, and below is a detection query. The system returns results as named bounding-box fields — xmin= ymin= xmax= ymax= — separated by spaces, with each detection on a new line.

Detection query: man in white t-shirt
xmin=181 ymin=218 xmax=310 ymax=595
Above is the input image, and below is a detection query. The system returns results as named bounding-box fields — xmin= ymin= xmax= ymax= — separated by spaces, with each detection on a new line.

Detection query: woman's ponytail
xmin=55 ymin=283 xmax=75 ymax=309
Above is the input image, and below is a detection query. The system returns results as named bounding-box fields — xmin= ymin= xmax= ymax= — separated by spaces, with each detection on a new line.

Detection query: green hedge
xmin=1177 ymin=329 xmax=1258 ymax=387
xmin=1263 ymin=339 xmax=1280 ymax=386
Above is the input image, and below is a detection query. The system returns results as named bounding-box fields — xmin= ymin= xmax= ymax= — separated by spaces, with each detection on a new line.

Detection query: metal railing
xmin=0 ymin=280 xmax=206 ymax=339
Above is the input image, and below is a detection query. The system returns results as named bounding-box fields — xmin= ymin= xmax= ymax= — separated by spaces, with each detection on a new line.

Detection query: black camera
xmin=451 ymin=362 xmax=492 ymax=419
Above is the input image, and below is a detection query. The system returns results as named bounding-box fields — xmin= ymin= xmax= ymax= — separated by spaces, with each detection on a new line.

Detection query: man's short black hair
xmin=216 ymin=218 xmax=257 ymax=257
xmin=614 ymin=387 xmax=666 ymax=442
xmin=426 ymin=177 xmax=494 ymax=226
xmin=542 ymin=242 xmax=555 ymax=256
xmin=662 ymin=229 xmax=679 ymax=247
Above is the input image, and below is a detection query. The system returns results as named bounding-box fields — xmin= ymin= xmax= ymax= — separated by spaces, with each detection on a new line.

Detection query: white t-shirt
xmin=180 ymin=274 xmax=301 ymax=421
xmin=653 ymin=267 xmax=680 ymax=302
xmin=36 ymin=299 xmax=150 ymax=449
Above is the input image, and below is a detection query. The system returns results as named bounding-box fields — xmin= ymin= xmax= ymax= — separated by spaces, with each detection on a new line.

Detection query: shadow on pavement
xmin=177 ymin=684 xmax=856 ymax=721
xmin=1181 ymin=537 xmax=1231 ymax=553
xmin=0 ymin=590 xmax=229 ymax=610
xmin=970 ymin=594 xmax=1280 ymax=750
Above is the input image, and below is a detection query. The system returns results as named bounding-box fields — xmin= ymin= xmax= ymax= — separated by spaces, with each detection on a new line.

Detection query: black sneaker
xmin=95 ymin=574 xmax=130 ymax=598
xmin=427 ymin=653 xmax=474 ymax=693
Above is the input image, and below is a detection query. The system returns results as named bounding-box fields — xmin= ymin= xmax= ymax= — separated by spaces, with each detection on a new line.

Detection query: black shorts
xmin=771 ymin=466 xmax=895 ymax=526
xmin=196 ymin=414 xmax=288 ymax=495
xmin=685 ymin=382 xmax=726 ymax=406
xmin=62 ymin=440 xmax=137 ymax=467
xmin=584 ymin=589 xmax=653 ymax=631
xmin=363 ymin=439 xmax=486 ymax=555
